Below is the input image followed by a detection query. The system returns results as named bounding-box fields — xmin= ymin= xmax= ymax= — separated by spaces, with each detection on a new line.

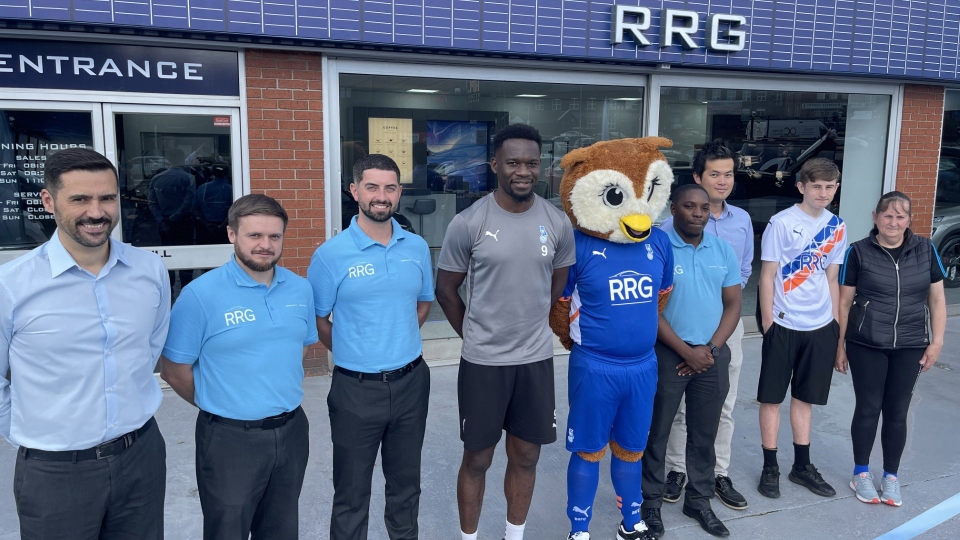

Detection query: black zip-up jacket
xmin=843 ymin=230 xmax=933 ymax=349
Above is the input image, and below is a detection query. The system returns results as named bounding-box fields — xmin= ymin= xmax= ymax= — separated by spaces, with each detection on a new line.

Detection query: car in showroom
xmin=932 ymin=202 xmax=960 ymax=288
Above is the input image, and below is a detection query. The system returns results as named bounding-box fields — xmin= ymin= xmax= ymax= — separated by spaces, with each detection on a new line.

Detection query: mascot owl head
xmin=558 ymin=137 xmax=674 ymax=243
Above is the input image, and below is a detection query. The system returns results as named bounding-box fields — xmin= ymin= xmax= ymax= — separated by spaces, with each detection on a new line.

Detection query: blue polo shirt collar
xmin=226 ymin=255 xmax=286 ymax=288
xmin=667 ymin=227 xmax=711 ymax=251
xmin=47 ymin=230 xmax=129 ymax=278
xmin=347 ymin=215 xmax=407 ymax=250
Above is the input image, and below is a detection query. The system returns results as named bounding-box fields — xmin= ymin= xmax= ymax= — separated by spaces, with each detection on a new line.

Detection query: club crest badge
xmin=539 ymin=225 xmax=548 ymax=244
xmin=646 ymin=244 xmax=654 ymax=260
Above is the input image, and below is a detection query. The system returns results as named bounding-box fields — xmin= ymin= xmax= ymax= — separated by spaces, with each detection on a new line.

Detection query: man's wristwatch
xmin=707 ymin=341 xmax=721 ymax=358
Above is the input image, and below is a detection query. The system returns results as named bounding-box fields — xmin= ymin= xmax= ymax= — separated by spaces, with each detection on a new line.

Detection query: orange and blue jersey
xmin=760 ymin=206 xmax=846 ymax=331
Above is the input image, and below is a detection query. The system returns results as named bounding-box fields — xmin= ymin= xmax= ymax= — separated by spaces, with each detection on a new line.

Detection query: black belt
xmin=21 ymin=417 xmax=156 ymax=462
xmin=202 ymin=406 xmax=300 ymax=430
xmin=335 ymin=356 xmax=422 ymax=382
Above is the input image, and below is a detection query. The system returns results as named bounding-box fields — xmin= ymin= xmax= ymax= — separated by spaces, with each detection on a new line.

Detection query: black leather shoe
xmin=788 ymin=463 xmax=837 ymax=497
xmin=682 ymin=505 xmax=730 ymax=537
xmin=663 ymin=470 xmax=686 ymax=503
xmin=716 ymin=475 xmax=749 ymax=509
xmin=757 ymin=465 xmax=781 ymax=498
xmin=641 ymin=507 xmax=664 ymax=538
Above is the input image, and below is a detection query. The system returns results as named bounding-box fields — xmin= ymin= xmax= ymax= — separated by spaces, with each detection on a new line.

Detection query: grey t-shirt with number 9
xmin=438 ymin=194 xmax=576 ymax=366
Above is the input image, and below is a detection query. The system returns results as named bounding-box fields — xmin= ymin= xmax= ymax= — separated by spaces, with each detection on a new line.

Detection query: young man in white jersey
xmin=757 ymin=158 xmax=846 ymax=499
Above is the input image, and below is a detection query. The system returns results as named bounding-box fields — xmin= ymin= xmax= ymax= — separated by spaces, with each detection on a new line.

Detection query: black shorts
xmin=757 ymin=320 xmax=840 ymax=406
xmin=457 ymin=357 xmax=557 ymax=451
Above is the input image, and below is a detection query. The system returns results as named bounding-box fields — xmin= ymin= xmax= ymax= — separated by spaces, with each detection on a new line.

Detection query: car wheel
xmin=939 ymin=234 xmax=960 ymax=288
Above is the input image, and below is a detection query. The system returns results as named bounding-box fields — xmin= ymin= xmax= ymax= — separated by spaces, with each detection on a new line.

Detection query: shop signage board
xmin=0 ymin=40 xmax=240 ymax=95
xmin=0 ymin=0 xmax=957 ymax=82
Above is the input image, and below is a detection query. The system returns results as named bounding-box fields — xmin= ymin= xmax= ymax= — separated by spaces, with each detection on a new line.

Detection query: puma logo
xmin=572 ymin=506 xmax=591 ymax=518
xmin=793 ymin=228 xmax=803 ymax=236
xmin=592 ymin=248 xmax=607 ymax=259
xmin=484 ymin=230 xmax=500 ymax=242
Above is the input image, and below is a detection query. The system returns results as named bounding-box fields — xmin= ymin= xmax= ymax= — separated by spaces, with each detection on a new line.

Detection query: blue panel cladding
xmin=3 ymin=0 xmax=960 ymax=81
xmin=422 ymin=0 xmax=451 ymax=47
xmin=328 ymin=0 xmax=360 ymax=40
xmin=263 ymin=0 xmax=296 ymax=36
xmin=32 ymin=0 xmax=70 ymax=20
xmin=942 ymin=1 xmax=960 ymax=79
xmin=509 ymin=0 xmax=535 ymax=51
xmin=536 ymin=0 xmax=561 ymax=54
xmin=561 ymin=0 xmax=588 ymax=57
xmin=452 ymin=0 xmax=480 ymax=49
xmin=297 ymin=0 xmax=329 ymax=38
xmin=480 ymin=0 xmax=509 ymax=49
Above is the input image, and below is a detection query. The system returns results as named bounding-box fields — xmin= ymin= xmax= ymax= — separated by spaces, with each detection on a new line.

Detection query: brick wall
xmin=896 ymin=84 xmax=945 ymax=237
xmin=245 ymin=48 xmax=329 ymax=375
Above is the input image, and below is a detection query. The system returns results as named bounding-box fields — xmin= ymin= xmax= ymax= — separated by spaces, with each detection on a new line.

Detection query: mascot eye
xmin=647 ymin=177 xmax=661 ymax=202
xmin=603 ymin=186 xmax=624 ymax=208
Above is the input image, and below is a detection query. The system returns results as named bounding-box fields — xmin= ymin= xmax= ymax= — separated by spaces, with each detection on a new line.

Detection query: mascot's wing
xmin=657 ymin=286 xmax=673 ymax=316
xmin=549 ymin=297 xmax=574 ymax=351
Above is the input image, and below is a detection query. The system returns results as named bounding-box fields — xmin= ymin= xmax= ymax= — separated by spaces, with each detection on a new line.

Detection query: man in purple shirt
xmin=657 ymin=143 xmax=754 ymax=517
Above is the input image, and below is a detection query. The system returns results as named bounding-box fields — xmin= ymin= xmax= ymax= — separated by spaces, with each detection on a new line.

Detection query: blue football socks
xmin=611 ymin=454 xmax=644 ymax=530
xmin=567 ymin=452 xmax=600 ymax=533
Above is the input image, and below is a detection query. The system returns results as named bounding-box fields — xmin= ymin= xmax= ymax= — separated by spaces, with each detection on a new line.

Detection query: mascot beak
xmin=619 ymin=214 xmax=652 ymax=242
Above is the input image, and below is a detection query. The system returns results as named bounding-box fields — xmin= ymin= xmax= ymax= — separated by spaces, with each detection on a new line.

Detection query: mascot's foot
xmin=567 ymin=532 xmax=590 ymax=540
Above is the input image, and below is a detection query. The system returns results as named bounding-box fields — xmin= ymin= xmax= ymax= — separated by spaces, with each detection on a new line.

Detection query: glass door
xmin=102 ymin=104 xmax=243 ymax=283
xmin=0 ymin=101 xmax=103 ymax=265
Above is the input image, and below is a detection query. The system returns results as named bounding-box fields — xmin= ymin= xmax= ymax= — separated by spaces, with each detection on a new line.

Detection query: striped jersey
xmin=760 ymin=205 xmax=846 ymax=331
xmin=563 ymin=229 xmax=673 ymax=362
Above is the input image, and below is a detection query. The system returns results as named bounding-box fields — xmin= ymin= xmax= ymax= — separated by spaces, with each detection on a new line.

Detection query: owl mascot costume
xmin=549 ymin=137 xmax=675 ymax=540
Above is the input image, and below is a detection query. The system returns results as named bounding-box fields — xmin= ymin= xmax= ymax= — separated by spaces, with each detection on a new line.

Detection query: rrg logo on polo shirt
xmin=224 ymin=307 xmax=256 ymax=326
xmin=348 ymin=263 xmax=375 ymax=278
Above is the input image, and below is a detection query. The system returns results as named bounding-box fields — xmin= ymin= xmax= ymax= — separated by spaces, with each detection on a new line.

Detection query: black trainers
xmin=715 ymin=475 xmax=749 ymax=509
xmin=757 ymin=465 xmax=781 ymax=498
xmin=641 ymin=508 xmax=664 ymax=538
xmin=617 ymin=520 xmax=659 ymax=540
xmin=663 ymin=470 xmax=686 ymax=503
xmin=788 ymin=464 xmax=836 ymax=497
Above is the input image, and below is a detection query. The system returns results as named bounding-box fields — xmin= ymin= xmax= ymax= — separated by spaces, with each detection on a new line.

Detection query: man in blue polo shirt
xmin=160 ymin=194 xmax=318 ymax=540
xmin=308 ymin=154 xmax=434 ymax=540
xmin=640 ymin=185 xmax=741 ymax=538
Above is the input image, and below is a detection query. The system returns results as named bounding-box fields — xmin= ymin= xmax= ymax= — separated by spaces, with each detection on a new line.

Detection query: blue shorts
xmin=565 ymin=345 xmax=658 ymax=453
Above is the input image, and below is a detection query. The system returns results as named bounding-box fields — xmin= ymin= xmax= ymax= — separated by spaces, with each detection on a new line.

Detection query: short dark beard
xmin=358 ymin=200 xmax=394 ymax=223
xmin=57 ymin=214 xmax=116 ymax=248
xmin=236 ymin=245 xmax=280 ymax=272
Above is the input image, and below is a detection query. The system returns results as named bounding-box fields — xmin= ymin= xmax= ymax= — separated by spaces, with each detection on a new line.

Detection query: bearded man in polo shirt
xmin=308 ymin=153 xmax=434 ymax=540
xmin=161 ymin=194 xmax=318 ymax=540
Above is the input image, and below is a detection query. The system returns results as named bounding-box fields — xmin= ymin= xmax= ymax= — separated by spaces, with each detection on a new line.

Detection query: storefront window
xmin=0 ymin=109 xmax=94 ymax=250
xmin=114 ymin=112 xmax=235 ymax=290
xmin=934 ymin=89 xmax=960 ymax=300
xmin=339 ymin=74 xmax=644 ymax=320
xmin=658 ymin=87 xmax=892 ymax=315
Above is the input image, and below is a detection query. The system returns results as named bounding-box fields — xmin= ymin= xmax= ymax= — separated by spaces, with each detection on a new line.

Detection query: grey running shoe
xmin=664 ymin=471 xmax=686 ymax=503
xmin=850 ymin=472 xmax=880 ymax=504
xmin=880 ymin=474 xmax=903 ymax=507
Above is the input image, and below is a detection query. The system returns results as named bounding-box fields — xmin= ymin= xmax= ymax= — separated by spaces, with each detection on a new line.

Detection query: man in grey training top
xmin=437 ymin=124 xmax=576 ymax=540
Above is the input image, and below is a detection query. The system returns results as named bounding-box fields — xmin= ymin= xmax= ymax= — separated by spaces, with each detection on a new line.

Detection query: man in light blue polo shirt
xmin=160 ymin=194 xmax=318 ymax=540
xmin=660 ymin=143 xmax=755 ymax=510
xmin=640 ymin=184 xmax=741 ymax=538
xmin=308 ymin=154 xmax=434 ymax=540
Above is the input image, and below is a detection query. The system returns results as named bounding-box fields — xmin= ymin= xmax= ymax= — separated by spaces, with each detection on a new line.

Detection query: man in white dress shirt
xmin=0 ymin=147 xmax=171 ymax=540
